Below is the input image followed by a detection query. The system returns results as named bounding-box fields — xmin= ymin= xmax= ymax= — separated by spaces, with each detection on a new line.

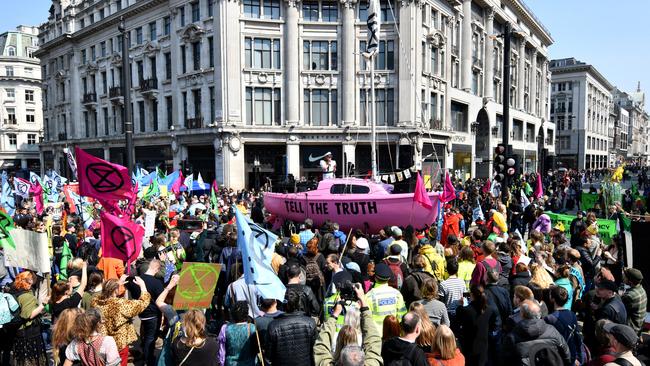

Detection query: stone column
xmin=517 ymin=36 xmax=526 ymax=110
xmin=531 ymin=49 xmax=538 ymax=115
xmin=103 ymin=147 xmax=110 ymax=160
xmin=460 ymin=0 xmax=472 ymax=91
xmin=284 ymin=0 xmax=300 ymax=125
xmin=286 ymin=139 xmax=300 ymax=179
xmin=483 ymin=7 xmax=494 ymax=100
xmin=398 ymin=0 xmax=417 ymax=126
xmin=340 ymin=0 xmax=356 ymax=126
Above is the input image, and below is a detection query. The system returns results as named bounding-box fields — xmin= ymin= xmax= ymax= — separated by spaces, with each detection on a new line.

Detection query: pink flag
xmin=481 ymin=179 xmax=491 ymax=195
xmin=29 ymin=182 xmax=44 ymax=215
xmin=171 ymin=171 xmax=184 ymax=196
xmin=413 ymin=172 xmax=432 ymax=209
xmin=100 ymin=211 xmax=144 ymax=266
xmin=76 ymin=147 xmax=133 ymax=202
xmin=440 ymin=170 xmax=456 ymax=203
xmin=212 ymin=179 xmax=219 ymax=192
xmin=534 ymin=172 xmax=543 ymax=199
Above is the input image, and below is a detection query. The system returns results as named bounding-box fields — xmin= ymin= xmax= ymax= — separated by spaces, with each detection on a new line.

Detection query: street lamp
xmin=118 ymin=17 xmax=134 ymax=175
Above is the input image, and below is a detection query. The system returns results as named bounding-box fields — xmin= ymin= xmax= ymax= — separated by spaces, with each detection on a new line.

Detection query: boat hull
xmin=264 ymin=191 xmax=440 ymax=233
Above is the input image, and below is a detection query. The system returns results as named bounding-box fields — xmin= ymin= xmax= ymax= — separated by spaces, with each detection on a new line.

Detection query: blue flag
xmin=1 ymin=172 xmax=15 ymax=216
xmin=436 ymin=200 xmax=443 ymax=241
xmin=234 ymin=206 xmax=286 ymax=301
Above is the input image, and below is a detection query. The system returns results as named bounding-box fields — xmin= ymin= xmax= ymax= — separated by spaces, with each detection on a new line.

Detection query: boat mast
xmin=370 ymin=54 xmax=378 ymax=182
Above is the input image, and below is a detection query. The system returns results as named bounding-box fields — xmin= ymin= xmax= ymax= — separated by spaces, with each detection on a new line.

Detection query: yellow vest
xmin=364 ymin=282 xmax=407 ymax=330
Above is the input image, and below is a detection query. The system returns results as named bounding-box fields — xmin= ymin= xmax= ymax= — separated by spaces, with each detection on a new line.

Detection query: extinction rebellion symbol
xmin=110 ymin=226 xmax=136 ymax=260
xmin=86 ymin=163 xmax=124 ymax=193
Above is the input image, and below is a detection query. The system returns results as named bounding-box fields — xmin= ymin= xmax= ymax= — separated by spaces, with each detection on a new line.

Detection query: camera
xmin=338 ymin=281 xmax=359 ymax=302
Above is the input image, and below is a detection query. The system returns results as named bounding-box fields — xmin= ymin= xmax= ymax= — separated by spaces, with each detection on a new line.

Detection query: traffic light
xmin=493 ymin=144 xmax=506 ymax=182
xmin=506 ymin=155 xmax=519 ymax=177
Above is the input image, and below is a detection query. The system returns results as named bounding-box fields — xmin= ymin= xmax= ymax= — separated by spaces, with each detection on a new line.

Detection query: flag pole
xmin=370 ymin=54 xmax=378 ymax=182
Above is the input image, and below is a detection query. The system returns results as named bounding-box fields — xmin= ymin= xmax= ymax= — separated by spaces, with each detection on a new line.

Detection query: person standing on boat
xmin=320 ymin=152 xmax=337 ymax=179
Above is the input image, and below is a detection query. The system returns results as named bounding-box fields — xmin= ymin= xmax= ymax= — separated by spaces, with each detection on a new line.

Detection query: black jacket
xmin=285 ymin=284 xmax=320 ymax=318
xmin=401 ymin=270 xmax=436 ymax=306
xmin=576 ymin=246 xmax=599 ymax=279
xmin=502 ymin=318 xmax=571 ymax=366
xmin=485 ymin=283 xmax=512 ymax=323
xmin=381 ymin=337 xmax=429 ymax=366
xmin=510 ymin=271 xmax=532 ymax=294
xmin=266 ymin=311 xmax=317 ymax=366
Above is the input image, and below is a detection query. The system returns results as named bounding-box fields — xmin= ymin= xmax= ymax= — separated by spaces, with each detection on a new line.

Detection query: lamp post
xmin=118 ymin=17 xmax=134 ymax=175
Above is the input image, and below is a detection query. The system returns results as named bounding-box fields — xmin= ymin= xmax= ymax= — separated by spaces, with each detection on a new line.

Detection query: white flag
xmin=184 ymin=174 xmax=194 ymax=191
xmin=365 ymin=0 xmax=380 ymax=56
xmin=14 ymin=177 xmax=30 ymax=199
xmin=63 ymin=147 xmax=78 ymax=180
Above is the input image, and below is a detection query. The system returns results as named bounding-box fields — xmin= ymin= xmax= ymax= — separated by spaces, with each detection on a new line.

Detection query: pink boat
xmin=264 ymin=178 xmax=440 ymax=233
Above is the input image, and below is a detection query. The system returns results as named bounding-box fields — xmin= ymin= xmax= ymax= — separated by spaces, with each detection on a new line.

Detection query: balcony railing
xmin=82 ymin=92 xmax=97 ymax=104
xmin=109 ymin=86 xmax=122 ymax=98
xmin=139 ymin=78 xmax=158 ymax=93
xmin=186 ymin=116 xmax=203 ymax=129
xmin=4 ymin=118 xmax=16 ymax=125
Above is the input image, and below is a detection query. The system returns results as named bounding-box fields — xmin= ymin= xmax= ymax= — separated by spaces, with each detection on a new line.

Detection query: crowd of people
xmin=0 ymin=167 xmax=647 ymax=366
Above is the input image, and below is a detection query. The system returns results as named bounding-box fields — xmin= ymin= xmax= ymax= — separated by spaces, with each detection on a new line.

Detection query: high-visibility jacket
xmin=364 ymin=282 xmax=407 ymax=330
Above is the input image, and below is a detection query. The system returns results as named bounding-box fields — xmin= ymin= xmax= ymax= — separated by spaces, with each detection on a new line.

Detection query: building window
xmin=208 ymin=0 xmax=215 ymax=17
xmin=379 ymin=1 xmax=395 ymax=22
xmin=450 ymin=101 xmax=468 ymax=132
xmin=360 ymin=40 xmax=394 ymax=70
xmin=163 ymin=16 xmax=171 ymax=36
xmin=26 ymin=110 xmax=35 ymax=123
xmin=152 ymin=99 xmax=159 ymax=132
xmin=245 ymin=87 xmax=281 ymax=125
xmin=191 ymin=2 xmax=200 ymax=22
xmin=244 ymin=38 xmax=281 ymax=69
xmin=359 ymin=89 xmax=394 ymax=126
xmin=322 ymin=2 xmax=338 ymax=21
xmin=7 ymin=134 xmax=17 ymax=146
xmin=209 ymin=86 xmax=215 ymax=122
xmin=304 ymin=89 xmax=337 ymax=126
xmin=136 ymin=27 xmax=143 ymax=44
xmin=4 ymin=66 xmax=13 ymax=77
xmin=430 ymin=46 xmax=438 ymax=75
xmin=243 ymin=0 xmax=261 ymax=18
xmin=303 ymin=1 xmax=319 ymax=21
xmin=164 ymin=52 xmax=172 ymax=79
xmin=513 ymin=119 xmax=523 ymax=140
xmin=358 ymin=0 xmax=367 ymax=20
xmin=6 ymin=108 xmax=16 ymax=124
xmin=103 ymin=107 xmax=109 ymax=136
xmin=138 ymin=100 xmax=145 ymax=132
xmin=180 ymin=45 xmax=187 ymax=73
xmin=166 ymin=96 xmax=173 ymax=129
xmin=81 ymin=49 xmax=87 ymax=63
xmin=182 ymin=92 xmax=188 ymax=122
xmin=27 ymin=134 xmax=36 ymax=145
xmin=303 ymin=40 xmax=337 ymax=70
xmin=179 ymin=6 xmax=186 ymax=26
xmin=149 ymin=21 xmax=157 ymax=41
xmin=263 ymin=0 xmax=280 ymax=19
xmin=208 ymin=37 xmax=214 ymax=68
xmin=99 ymin=7 xmax=105 ymax=20
xmin=7 ymin=47 xmax=16 ymax=56
xmin=25 ymin=90 xmax=35 ymax=103
xmin=192 ymin=42 xmax=201 ymax=70
xmin=5 ymin=88 xmax=15 ymax=99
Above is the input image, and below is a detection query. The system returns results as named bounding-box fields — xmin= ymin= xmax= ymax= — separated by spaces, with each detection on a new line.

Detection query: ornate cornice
xmin=179 ymin=24 xmax=205 ymax=43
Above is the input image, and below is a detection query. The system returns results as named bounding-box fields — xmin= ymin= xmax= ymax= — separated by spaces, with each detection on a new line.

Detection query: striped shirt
xmin=440 ymin=276 xmax=466 ymax=315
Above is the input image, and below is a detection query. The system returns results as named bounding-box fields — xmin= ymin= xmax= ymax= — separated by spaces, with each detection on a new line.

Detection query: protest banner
xmin=4 ymin=228 xmax=51 ymax=273
xmin=143 ymin=209 xmax=156 ymax=238
xmin=581 ymin=193 xmax=599 ymax=211
xmin=45 ymin=202 xmax=65 ymax=221
xmin=546 ymin=211 xmax=617 ymax=244
xmin=173 ymin=262 xmax=221 ymax=310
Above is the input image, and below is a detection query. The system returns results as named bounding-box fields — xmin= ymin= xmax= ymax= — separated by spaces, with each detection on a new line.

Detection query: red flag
xmin=440 ymin=170 xmax=456 ymax=203
xmin=212 ymin=179 xmax=219 ymax=192
xmin=413 ymin=172 xmax=432 ymax=209
xmin=76 ymin=147 xmax=133 ymax=202
xmin=100 ymin=211 xmax=144 ymax=266
xmin=29 ymin=182 xmax=44 ymax=215
xmin=481 ymin=179 xmax=491 ymax=195
xmin=534 ymin=172 xmax=544 ymax=199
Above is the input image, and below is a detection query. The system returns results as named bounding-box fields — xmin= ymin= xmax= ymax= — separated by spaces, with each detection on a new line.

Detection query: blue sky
xmin=1 ymin=0 xmax=648 ymax=110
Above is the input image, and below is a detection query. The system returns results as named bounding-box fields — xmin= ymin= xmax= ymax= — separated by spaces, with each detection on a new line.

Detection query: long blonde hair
xmin=432 ymin=324 xmax=457 ymax=360
xmin=182 ymin=310 xmax=207 ymax=347
xmin=409 ymin=302 xmax=436 ymax=347
xmin=52 ymin=308 xmax=83 ymax=364
xmin=530 ymin=264 xmax=554 ymax=289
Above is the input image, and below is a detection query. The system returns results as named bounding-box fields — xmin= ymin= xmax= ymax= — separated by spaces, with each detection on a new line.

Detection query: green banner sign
xmin=546 ymin=211 xmax=617 ymax=244
xmin=581 ymin=193 xmax=600 ymax=211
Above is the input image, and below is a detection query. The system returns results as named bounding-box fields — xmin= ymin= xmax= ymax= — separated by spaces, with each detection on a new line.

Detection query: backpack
xmin=0 ymin=292 xmax=24 ymax=331
xmin=528 ymin=342 xmax=565 ymax=366
xmin=305 ymin=254 xmax=325 ymax=287
xmin=481 ymin=259 xmax=501 ymax=286
xmin=383 ymin=259 xmax=404 ymax=290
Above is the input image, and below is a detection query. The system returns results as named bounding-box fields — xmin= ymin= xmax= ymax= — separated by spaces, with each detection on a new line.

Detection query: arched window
xmin=7 ymin=47 xmax=16 ymax=56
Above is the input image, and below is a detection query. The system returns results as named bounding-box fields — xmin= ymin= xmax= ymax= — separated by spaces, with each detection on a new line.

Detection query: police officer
xmin=364 ymin=262 xmax=407 ymax=330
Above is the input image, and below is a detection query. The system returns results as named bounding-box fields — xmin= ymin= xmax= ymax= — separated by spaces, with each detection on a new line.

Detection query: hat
xmin=375 ymin=263 xmax=393 ymax=282
xmin=603 ymin=323 xmax=639 ymax=348
xmin=290 ymin=234 xmax=300 ymax=245
xmin=553 ymin=222 xmax=565 ymax=232
xmin=325 ymin=152 xmax=332 ymax=156
xmin=596 ymin=279 xmax=618 ymax=292
xmin=578 ymin=210 xmax=586 ymax=216
xmin=391 ymin=226 xmax=402 ymax=237
xmin=345 ymin=261 xmax=361 ymax=273
xmin=625 ymin=268 xmax=644 ymax=283
xmin=355 ymin=237 xmax=369 ymax=250
xmin=586 ymin=224 xmax=599 ymax=236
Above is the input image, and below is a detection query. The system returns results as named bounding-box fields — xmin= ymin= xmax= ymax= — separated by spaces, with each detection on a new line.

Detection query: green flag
xmin=523 ymin=182 xmax=533 ymax=196
xmin=210 ymin=186 xmax=220 ymax=215
xmin=0 ymin=210 xmax=16 ymax=250
xmin=581 ymin=193 xmax=600 ymax=211
xmin=143 ymin=177 xmax=160 ymax=202
xmin=59 ymin=239 xmax=73 ymax=280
